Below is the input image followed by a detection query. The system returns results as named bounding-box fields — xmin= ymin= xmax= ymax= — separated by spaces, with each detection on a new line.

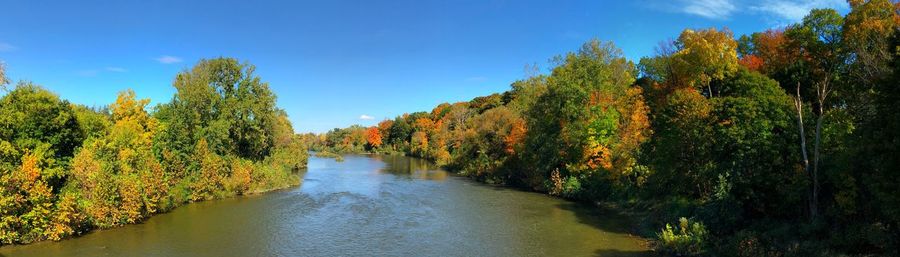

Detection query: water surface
xmin=0 ymin=154 xmax=651 ymax=257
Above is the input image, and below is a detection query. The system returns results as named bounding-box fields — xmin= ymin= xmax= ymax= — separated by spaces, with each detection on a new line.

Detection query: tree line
xmin=308 ymin=2 xmax=900 ymax=256
xmin=0 ymin=57 xmax=308 ymax=245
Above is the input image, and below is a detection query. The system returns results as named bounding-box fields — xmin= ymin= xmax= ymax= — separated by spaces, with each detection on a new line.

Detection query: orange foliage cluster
xmin=365 ymin=126 xmax=382 ymax=148
xmin=504 ymin=119 xmax=527 ymax=155
xmin=753 ymin=29 xmax=787 ymax=74
xmin=739 ymin=54 xmax=764 ymax=71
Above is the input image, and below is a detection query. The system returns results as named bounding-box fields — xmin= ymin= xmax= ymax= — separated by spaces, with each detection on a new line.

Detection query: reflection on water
xmin=0 ymin=154 xmax=652 ymax=257
xmin=374 ymin=154 xmax=449 ymax=180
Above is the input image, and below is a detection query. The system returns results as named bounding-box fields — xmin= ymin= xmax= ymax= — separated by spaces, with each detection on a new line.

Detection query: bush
xmin=314 ymin=151 xmax=343 ymax=162
xmin=657 ymin=217 xmax=709 ymax=256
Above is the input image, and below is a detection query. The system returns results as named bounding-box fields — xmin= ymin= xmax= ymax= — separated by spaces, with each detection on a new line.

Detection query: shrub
xmin=657 ymin=217 xmax=709 ymax=256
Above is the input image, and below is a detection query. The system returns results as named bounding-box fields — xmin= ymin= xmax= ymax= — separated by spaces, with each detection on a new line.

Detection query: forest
xmin=307 ymin=2 xmax=900 ymax=256
xmin=0 ymin=58 xmax=308 ymax=245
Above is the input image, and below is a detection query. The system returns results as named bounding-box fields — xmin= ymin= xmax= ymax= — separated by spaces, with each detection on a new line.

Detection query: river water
xmin=0 ymin=154 xmax=651 ymax=257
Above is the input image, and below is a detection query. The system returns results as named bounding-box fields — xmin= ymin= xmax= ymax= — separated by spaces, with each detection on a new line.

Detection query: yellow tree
xmin=0 ymin=148 xmax=73 ymax=243
xmin=843 ymin=0 xmax=899 ymax=85
xmin=672 ymin=28 xmax=739 ymax=97
xmin=410 ymin=131 xmax=429 ymax=156
xmin=70 ymin=90 xmax=167 ymax=227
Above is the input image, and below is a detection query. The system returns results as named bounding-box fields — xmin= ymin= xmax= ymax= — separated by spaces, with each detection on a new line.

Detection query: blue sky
xmin=0 ymin=0 xmax=848 ymax=133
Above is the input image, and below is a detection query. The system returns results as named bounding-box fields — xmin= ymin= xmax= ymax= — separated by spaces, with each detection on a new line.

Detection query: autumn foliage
xmin=365 ymin=126 xmax=382 ymax=149
xmin=0 ymin=58 xmax=306 ymax=245
xmin=308 ymin=5 xmax=900 ymax=254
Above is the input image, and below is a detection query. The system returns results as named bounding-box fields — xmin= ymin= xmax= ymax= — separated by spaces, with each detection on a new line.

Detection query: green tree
xmin=523 ymin=39 xmax=646 ymax=197
xmin=784 ymin=8 xmax=845 ymax=218
xmin=0 ymin=83 xmax=84 ymax=161
xmin=155 ymin=58 xmax=280 ymax=161
xmin=450 ymin=106 xmax=522 ymax=183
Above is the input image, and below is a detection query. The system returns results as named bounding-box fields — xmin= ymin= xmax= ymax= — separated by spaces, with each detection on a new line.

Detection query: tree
xmin=713 ymin=69 xmax=803 ymax=219
xmin=365 ymin=126 xmax=382 ymax=149
xmin=524 ymin=39 xmax=647 ymax=196
xmin=410 ymin=131 xmax=429 ymax=156
xmin=468 ymin=93 xmax=504 ymax=114
xmin=155 ymin=58 xmax=280 ymax=161
xmin=671 ymin=28 xmax=740 ymax=97
xmin=70 ymin=90 xmax=167 ymax=227
xmin=451 ymin=106 xmax=523 ymax=182
xmin=843 ymin=0 xmax=899 ymax=86
xmin=646 ymin=87 xmax=715 ymax=197
xmin=785 ymin=8 xmax=845 ymax=218
xmin=388 ymin=115 xmax=412 ymax=148
xmin=0 ymin=57 xmax=306 ymax=246
xmin=738 ymin=54 xmax=764 ymax=71
xmin=0 ymin=83 xmax=84 ymax=160
xmin=0 ymin=151 xmax=56 ymax=244
xmin=851 ymin=6 xmax=900 ymax=249
xmin=638 ymin=40 xmax=680 ymax=84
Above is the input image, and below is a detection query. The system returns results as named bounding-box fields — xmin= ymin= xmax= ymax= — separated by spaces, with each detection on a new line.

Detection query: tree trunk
xmin=795 ymin=83 xmax=813 ymax=219
xmin=812 ymin=105 xmax=823 ymax=219
xmin=809 ymin=79 xmax=829 ymax=219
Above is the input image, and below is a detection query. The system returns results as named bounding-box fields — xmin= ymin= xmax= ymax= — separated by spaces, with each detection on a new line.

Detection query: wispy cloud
xmin=359 ymin=114 xmax=375 ymax=120
xmin=751 ymin=0 xmax=848 ymax=23
xmin=680 ymin=0 xmax=737 ymax=20
xmin=76 ymin=66 xmax=127 ymax=77
xmin=105 ymin=67 xmax=127 ymax=72
xmin=661 ymin=0 xmax=845 ymax=22
xmin=0 ymin=42 xmax=16 ymax=52
xmin=155 ymin=55 xmax=183 ymax=64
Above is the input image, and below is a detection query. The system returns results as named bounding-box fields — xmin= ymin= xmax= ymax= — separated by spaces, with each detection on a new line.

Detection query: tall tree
xmin=671 ymin=28 xmax=740 ymax=97
xmin=785 ymin=8 xmax=845 ymax=218
xmin=524 ymin=39 xmax=648 ymax=196
xmin=155 ymin=58 xmax=280 ymax=161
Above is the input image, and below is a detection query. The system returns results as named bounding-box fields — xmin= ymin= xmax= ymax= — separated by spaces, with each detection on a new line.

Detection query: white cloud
xmin=680 ymin=0 xmax=737 ymax=19
xmin=105 ymin=67 xmax=127 ymax=72
xmin=751 ymin=0 xmax=847 ymax=23
xmin=662 ymin=0 xmax=846 ymax=22
xmin=0 ymin=42 xmax=16 ymax=52
xmin=359 ymin=114 xmax=375 ymax=120
xmin=155 ymin=55 xmax=183 ymax=64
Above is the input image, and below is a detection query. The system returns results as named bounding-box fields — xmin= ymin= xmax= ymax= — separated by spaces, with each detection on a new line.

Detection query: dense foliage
xmin=313 ymin=2 xmax=900 ymax=255
xmin=0 ymin=58 xmax=307 ymax=245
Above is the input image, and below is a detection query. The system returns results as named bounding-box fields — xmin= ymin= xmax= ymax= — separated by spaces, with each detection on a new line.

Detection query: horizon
xmin=0 ymin=0 xmax=850 ymax=133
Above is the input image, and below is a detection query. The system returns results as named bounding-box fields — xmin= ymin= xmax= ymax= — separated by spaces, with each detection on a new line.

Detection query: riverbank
xmin=0 ymin=163 xmax=305 ymax=248
xmin=3 ymin=154 xmax=656 ymax=257
xmin=0 ymin=58 xmax=309 ymax=247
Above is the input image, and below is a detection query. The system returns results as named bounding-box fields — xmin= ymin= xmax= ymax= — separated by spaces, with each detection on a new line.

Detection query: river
xmin=0 ymin=154 xmax=652 ymax=257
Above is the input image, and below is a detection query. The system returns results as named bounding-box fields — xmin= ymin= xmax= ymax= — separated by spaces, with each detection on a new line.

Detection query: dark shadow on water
xmin=555 ymin=201 xmax=639 ymax=235
xmin=374 ymin=154 xmax=647 ymax=236
xmin=594 ymin=249 xmax=657 ymax=257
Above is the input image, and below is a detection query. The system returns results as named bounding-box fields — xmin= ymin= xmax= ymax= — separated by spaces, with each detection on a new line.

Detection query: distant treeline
xmin=306 ymin=2 xmax=900 ymax=256
xmin=0 ymin=58 xmax=307 ymax=245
